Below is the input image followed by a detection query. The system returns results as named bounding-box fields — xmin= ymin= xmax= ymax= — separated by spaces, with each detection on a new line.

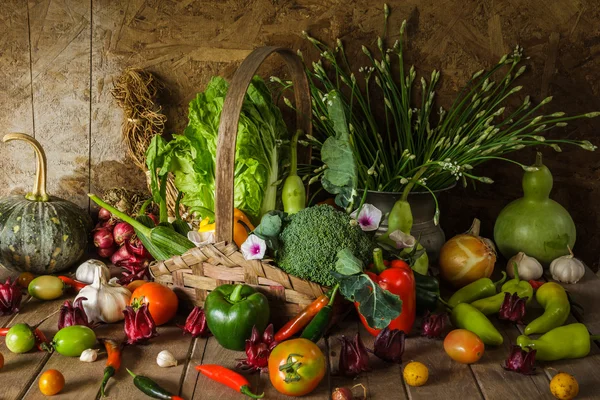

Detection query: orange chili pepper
xmin=199 ymin=208 xmax=255 ymax=247
xmin=274 ymin=294 xmax=330 ymax=342
xmin=99 ymin=339 xmax=123 ymax=397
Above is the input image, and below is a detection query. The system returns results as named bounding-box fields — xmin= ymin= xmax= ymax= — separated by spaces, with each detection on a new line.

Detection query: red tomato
xmin=38 ymin=369 xmax=65 ymax=396
xmin=17 ymin=272 xmax=36 ymax=288
xmin=443 ymin=329 xmax=485 ymax=364
xmin=268 ymin=338 xmax=326 ymax=396
xmin=130 ymin=283 xmax=178 ymax=326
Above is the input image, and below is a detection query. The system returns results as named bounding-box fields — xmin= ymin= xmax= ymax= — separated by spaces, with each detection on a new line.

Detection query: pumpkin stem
xmin=2 ymin=133 xmax=49 ymax=202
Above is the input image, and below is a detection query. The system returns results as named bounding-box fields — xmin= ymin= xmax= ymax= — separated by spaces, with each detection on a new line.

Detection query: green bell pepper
xmin=450 ymin=303 xmax=503 ymax=346
xmin=204 ymin=284 xmax=270 ymax=351
xmin=447 ymin=272 xmax=506 ymax=308
xmin=470 ymin=264 xmax=532 ymax=315
xmin=517 ymin=323 xmax=600 ymax=361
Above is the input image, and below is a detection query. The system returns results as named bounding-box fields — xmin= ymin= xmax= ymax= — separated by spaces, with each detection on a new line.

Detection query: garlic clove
xmin=507 ymin=252 xmax=543 ymax=281
xmin=157 ymin=350 xmax=178 ymax=368
xmin=80 ymin=348 xmax=98 ymax=362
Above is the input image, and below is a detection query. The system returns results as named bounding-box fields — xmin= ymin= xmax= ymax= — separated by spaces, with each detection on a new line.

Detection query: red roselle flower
xmin=58 ymin=298 xmax=91 ymax=329
xmin=123 ymin=303 xmax=158 ymax=345
xmin=421 ymin=311 xmax=448 ymax=339
xmin=499 ymin=292 xmax=527 ymax=323
xmin=178 ymin=307 xmax=211 ymax=338
xmin=372 ymin=327 xmax=405 ymax=364
xmin=0 ymin=278 xmax=22 ymax=316
xmin=503 ymin=345 xmax=537 ymax=375
xmin=237 ymin=324 xmax=278 ymax=372
xmin=338 ymin=333 xmax=370 ymax=377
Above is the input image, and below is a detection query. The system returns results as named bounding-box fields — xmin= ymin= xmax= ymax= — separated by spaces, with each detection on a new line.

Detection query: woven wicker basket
xmin=150 ymin=46 xmax=327 ymax=319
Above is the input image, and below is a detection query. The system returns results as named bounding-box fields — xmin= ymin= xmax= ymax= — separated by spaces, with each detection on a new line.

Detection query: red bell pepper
xmin=356 ymin=250 xmax=416 ymax=336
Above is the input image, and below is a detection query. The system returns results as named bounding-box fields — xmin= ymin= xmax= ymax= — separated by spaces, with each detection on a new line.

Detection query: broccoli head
xmin=276 ymin=205 xmax=373 ymax=286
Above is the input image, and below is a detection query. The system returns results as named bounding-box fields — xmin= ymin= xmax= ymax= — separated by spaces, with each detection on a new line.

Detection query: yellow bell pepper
xmin=198 ymin=209 xmax=255 ymax=248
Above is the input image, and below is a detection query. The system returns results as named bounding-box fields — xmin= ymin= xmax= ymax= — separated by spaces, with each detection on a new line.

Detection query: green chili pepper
xmin=414 ymin=272 xmax=439 ymax=315
xmin=524 ymin=282 xmax=570 ymax=335
xmin=517 ymin=323 xmax=600 ymax=361
xmin=470 ymin=264 xmax=532 ymax=315
xmin=300 ymin=285 xmax=338 ymax=342
xmin=127 ymin=369 xmax=183 ymax=400
xmin=450 ymin=303 xmax=503 ymax=346
xmin=447 ymin=272 xmax=507 ymax=308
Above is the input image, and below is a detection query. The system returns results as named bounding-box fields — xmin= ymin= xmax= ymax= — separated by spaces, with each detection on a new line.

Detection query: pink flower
xmin=350 ymin=204 xmax=382 ymax=231
xmin=241 ymin=235 xmax=266 ymax=260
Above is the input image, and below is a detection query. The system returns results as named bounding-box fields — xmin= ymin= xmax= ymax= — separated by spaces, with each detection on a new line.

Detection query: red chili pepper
xmin=99 ymin=339 xmax=123 ymax=397
xmin=0 ymin=327 xmax=8 ymax=336
xmin=274 ymin=294 xmax=329 ymax=342
xmin=195 ymin=364 xmax=264 ymax=398
xmin=356 ymin=250 xmax=416 ymax=336
xmin=57 ymin=276 xmax=88 ymax=292
xmin=529 ymin=280 xmax=545 ymax=290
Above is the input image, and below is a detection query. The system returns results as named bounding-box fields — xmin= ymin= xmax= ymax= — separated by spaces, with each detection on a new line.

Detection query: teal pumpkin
xmin=494 ymin=152 xmax=576 ymax=265
xmin=0 ymin=134 xmax=92 ymax=273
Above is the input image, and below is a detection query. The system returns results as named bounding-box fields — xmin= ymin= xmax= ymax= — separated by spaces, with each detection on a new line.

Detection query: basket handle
xmin=215 ymin=46 xmax=312 ymax=243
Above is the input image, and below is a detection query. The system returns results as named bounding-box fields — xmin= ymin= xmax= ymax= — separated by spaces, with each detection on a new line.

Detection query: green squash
xmin=494 ymin=152 xmax=575 ymax=265
xmin=0 ymin=134 xmax=92 ymax=273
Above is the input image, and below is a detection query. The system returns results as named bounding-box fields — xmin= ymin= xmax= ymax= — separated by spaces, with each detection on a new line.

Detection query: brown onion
xmin=439 ymin=218 xmax=496 ymax=288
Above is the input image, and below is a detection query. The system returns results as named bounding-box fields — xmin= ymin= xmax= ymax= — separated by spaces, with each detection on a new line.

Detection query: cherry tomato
xmin=6 ymin=323 xmax=36 ymax=353
xmin=28 ymin=275 xmax=65 ymax=300
xmin=53 ymin=326 xmax=97 ymax=357
xmin=443 ymin=329 xmax=485 ymax=364
xmin=17 ymin=272 xmax=36 ymax=288
xmin=130 ymin=282 xmax=178 ymax=326
xmin=126 ymin=280 xmax=148 ymax=293
xmin=268 ymin=338 xmax=326 ymax=396
xmin=39 ymin=369 xmax=65 ymax=396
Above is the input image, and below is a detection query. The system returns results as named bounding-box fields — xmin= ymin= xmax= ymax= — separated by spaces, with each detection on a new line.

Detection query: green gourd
xmin=494 ymin=152 xmax=575 ymax=265
xmin=0 ymin=134 xmax=92 ymax=274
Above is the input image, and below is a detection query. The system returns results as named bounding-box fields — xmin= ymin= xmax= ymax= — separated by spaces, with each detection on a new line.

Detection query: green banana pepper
xmin=470 ymin=265 xmax=532 ymax=315
xmin=450 ymin=303 xmax=503 ymax=346
xmin=524 ymin=282 xmax=570 ymax=335
xmin=517 ymin=323 xmax=600 ymax=361
xmin=447 ymin=272 xmax=506 ymax=308
xmin=204 ymin=284 xmax=270 ymax=351
xmin=414 ymin=271 xmax=439 ymax=315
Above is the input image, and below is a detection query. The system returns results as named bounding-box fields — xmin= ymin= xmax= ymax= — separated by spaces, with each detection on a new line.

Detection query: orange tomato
xmin=130 ymin=282 xmax=178 ymax=326
xmin=38 ymin=369 xmax=65 ymax=396
xmin=17 ymin=272 xmax=36 ymax=288
xmin=126 ymin=280 xmax=148 ymax=293
xmin=443 ymin=329 xmax=485 ymax=364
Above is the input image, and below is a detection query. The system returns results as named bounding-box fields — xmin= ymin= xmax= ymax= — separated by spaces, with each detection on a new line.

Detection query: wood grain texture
xmin=0 ymin=0 xmax=35 ymax=198
xmin=28 ymin=0 xmax=91 ymax=209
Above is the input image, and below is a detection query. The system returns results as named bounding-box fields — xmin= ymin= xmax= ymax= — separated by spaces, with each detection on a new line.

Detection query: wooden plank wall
xmin=0 ymin=0 xmax=599 ymax=269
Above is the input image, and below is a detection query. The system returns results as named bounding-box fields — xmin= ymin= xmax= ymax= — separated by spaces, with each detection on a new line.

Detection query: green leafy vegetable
xmin=150 ymin=76 xmax=287 ymax=223
xmin=332 ymin=249 xmax=402 ymax=329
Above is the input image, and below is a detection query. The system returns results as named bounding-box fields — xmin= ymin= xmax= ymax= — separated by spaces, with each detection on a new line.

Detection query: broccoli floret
xmin=276 ymin=205 xmax=373 ymax=286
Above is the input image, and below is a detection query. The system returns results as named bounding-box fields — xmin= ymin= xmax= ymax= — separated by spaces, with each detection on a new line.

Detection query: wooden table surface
xmin=1 ymin=265 xmax=600 ymax=400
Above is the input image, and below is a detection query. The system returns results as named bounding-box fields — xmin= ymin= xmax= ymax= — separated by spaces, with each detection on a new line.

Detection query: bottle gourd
xmin=494 ymin=152 xmax=575 ymax=265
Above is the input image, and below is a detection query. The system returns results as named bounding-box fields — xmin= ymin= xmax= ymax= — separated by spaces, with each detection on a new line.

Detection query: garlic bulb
xmin=550 ymin=248 xmax=585 ymax=284
xmin=76 ymin=259 xmax=110 ymax=284
xmin=506 ymin=252 xmax=543 ymax=280
xmin=75 ymin=265 xmax=132 ymax=323
xmin=156 ymin=350 xmax=177 ymax=367
xmin=80 ymin=348 xmax=98 ymax=362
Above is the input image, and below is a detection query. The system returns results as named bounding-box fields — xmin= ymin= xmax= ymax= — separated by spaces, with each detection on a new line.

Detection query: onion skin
xmin=97 ymin=246 xmax=116 ymax=259
xmin=113 ymin=222 xmax=135 ymax=246
xmin=110 ymin=244 xmax=132 ymax=265
xmin=332 ymin=387 xmax=354 ymax=400
xmin=439 ymin=234 xmax=496 ymax=288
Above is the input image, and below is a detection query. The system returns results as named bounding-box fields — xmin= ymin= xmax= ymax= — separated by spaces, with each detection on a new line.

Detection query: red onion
xmin=97 ymin=246 xmax=117 ymax=259
xmin=113 ymin=222 xmax=135 ymax=246
xmin=111 ymin=245 xmax=132 ymax=265
xmin=98 ymin=208 xmax=112 ymax=221
xmin=94 ymin=228 xmax=115 ymax=249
